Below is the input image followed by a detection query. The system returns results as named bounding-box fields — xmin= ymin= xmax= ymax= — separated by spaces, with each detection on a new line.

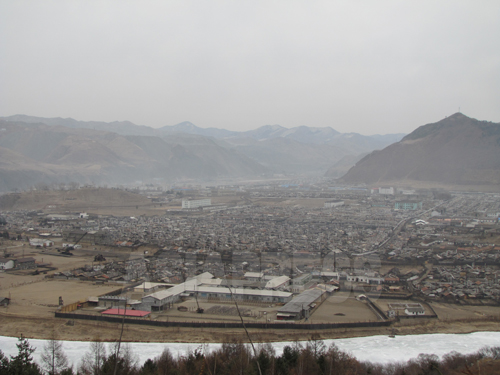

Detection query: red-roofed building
xmin=101 ymin=308 xmax=150 ymax=317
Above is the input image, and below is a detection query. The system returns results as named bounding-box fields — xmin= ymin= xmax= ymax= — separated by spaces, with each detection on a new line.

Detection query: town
xmin=0 ymin=182 xmax=499 ymax=337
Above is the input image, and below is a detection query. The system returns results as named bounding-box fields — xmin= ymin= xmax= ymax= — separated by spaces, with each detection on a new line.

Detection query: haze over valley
xmin=1 ymin=112 xmax=500 ymax=193
xmin=0 ymin=114 xmax=405 ymax=192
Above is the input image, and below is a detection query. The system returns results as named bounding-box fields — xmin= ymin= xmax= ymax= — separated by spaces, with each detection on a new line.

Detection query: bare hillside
xmin=341 ymin=113 xmax=500 ymax=188
xmin=0 ymin=120 xmax=268 ymax=191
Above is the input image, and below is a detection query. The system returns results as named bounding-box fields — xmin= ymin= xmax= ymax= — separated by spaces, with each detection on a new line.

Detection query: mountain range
xmin=341 ymin=113 xmax=500 ymax=189
xmin=2 ymin=114 xmax=402 ymax=145
xmin=0 ymin=120 xmax=266 ymax=191
xmin=0 ymin=115 xmax=404 ymax=191
xmin=2 ymin=113 xmax=499 ymax=192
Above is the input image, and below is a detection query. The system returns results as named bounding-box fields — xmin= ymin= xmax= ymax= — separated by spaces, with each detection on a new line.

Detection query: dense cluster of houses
xmin=414 ymin=264 xmax=500 ymax=301
xmin=1 ymin=186 xmax=498 ymax=311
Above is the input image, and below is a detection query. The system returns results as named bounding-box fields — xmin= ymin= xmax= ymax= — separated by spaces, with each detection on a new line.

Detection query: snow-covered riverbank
xmin=1 ymin=331 xmax=499 ymax=368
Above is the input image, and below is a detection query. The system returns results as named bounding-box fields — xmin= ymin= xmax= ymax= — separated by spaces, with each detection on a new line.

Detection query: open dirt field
xmin=0 ymin=189 xmax=331 ymax=217
xmin=0 ymin=188 xmax=169 ymax=217
xmin=2 ymin=279 xmax=121 ymax=318
xmin=2 ymin=240 xmax=141 ymax=276
xmin=430 ymin=301 xmax=500 ymax=321
xmin=0 ymin=244 xmax=144 ymax=322
xmin=1 ymin=308 xmax=499 ymax=344
xmin=312 ymin=293 xmax=379 ymax=323
xmin=155 ymin=300 xmax=280 ymax=323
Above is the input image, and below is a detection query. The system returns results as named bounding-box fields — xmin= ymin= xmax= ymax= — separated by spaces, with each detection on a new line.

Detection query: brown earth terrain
xmin=0 ymin=188 xmax=166 ymax=216
xmin=1 ymin=307 xmax=499 ymax=344
xmin=341 ymin=113 xmax=500 ymax=191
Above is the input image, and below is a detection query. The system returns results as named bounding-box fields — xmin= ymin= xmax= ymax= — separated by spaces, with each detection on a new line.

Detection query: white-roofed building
xmin=0 ymin=258 xmax=14 ymax=270
xmin=140 ymin=279 xmax=200 ymax=312
xmin=264 ymin=276 xmax=290 ymax=290
xmin=133 ymin=282 xmax=172 ymax=293
xmin=138 ymin=277 xmax=292 ymax=311
xmin=199 ymin=278 xmax=223 ymax=287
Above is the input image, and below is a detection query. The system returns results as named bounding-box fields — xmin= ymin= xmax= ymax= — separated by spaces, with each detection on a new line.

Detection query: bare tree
xmin=78 ymin=338 xmax=107 ymax=375
xmin=40 ymin=336 xmax=69 ymax=375
xmin=156 ymin=347 xmax=176 ymax=375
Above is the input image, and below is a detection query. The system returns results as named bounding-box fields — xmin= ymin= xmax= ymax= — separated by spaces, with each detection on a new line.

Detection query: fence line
xmin=55 ymin=312 xmax=392 ymax=330
xmin=366 ymin=299 xmax=388 ymax=321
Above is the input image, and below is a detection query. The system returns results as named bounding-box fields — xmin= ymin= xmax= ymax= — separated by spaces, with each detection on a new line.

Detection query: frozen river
xmin=1 ymin=332 xmax=499 ymax=368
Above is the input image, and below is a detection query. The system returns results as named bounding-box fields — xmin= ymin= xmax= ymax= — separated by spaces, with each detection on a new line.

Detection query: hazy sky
xmin=1 ymin=1 xmax=499 ymax=135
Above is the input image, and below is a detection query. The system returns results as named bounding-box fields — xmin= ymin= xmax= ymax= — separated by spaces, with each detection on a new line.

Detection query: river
xmin=1 ymin=331 xmax=499 ymax=368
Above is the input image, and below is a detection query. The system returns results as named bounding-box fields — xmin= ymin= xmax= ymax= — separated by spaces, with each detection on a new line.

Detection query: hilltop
xmin=341 ymin=113 xmax=500 ymax=190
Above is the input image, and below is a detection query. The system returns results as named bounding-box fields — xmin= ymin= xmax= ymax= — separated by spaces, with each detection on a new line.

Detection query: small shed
xmin=0 ymin=258 xmax=14 ymax=270
xmin=405 ymin=306 xmax=425 ymax=316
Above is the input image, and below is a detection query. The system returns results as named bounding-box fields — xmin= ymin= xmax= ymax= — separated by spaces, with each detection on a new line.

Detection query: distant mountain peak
xmin=172 ymin=121 xmax=198 ymax=129
xmin=402 ymin=113 xmax=483 ymax=142
xmin=266 ymin=124 xmax=285 ymax=130
xmin=449 ymin=112 xmax=467 ymax=119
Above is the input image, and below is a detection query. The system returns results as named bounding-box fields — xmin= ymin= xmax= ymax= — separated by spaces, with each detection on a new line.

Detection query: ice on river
xmin=0 ymin=332 xmax=499 ymax=368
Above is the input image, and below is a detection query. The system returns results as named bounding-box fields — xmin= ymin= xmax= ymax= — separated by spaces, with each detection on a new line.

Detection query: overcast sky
xmin=1 ymin=1 xmax=499 ymax=135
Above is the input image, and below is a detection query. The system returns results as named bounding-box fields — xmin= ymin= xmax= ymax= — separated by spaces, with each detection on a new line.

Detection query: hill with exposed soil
xmin=341 ymin=113 xmax=500 ymax=189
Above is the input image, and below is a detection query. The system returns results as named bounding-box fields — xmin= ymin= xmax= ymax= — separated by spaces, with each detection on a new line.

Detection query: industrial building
xmin=277 ymin=288 xmax=325 ymax=320
xmin=264 ymin=275 xmax=290 ymax=290
xmin=324 ymin=200 xmax=344 ymax=208
xmin=181 ymin=198 xmax=212 ymax=209
xmin=138 ymin=275 xmax=292 ymax=312
xmin=291 ymin=273 xmax=313 ymax=293
xmin=29 ymin=238 xmax=54 ymax=247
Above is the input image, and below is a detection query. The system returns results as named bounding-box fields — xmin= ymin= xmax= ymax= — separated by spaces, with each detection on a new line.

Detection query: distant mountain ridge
xmin=0 ymin=114 xmax=403 ymax=144
xmin=0 ymin=114 xmax=405 ymax=183
xmin=0 ymin=120 xmax=267 ymax=191
xmin=341 ymin=113 xmax=500 ymax=188
xmin=1 ymin=114 xmax=159 ymax=136
xmin=158 ymin=121 xmax=238 ymax=138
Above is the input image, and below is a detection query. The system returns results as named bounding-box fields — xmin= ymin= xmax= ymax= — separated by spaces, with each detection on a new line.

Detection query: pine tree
xmin=9 ymin=335 xmax=42 ymax=375
xmin=0 ymin=350 xmax=10 ymax=375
